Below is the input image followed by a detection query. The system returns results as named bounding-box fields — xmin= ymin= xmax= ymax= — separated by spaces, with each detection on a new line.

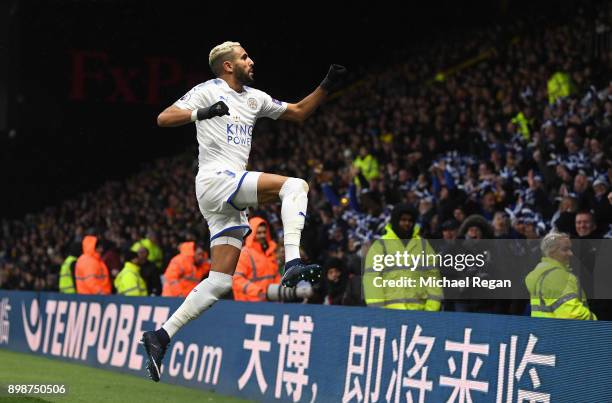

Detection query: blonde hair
xmin=209 ymin=41 xmax=241 ymax=76
xmin=540 ymin=231 xmax=570 ymax=257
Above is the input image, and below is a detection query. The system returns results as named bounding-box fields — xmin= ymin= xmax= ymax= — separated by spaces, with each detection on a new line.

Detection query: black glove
xmin=196 ymin=101 xmax=230 ymax=120
xmin=320 ymin=64 xmax=347 ymax=92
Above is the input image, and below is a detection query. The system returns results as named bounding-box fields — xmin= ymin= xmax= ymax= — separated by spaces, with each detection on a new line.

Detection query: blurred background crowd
xmin=1 ymin=1 xmax=611 ymax=318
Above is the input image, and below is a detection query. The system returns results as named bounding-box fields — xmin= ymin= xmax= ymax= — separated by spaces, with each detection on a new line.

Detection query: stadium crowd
xmin=1 ymin=8 xmax=611 ymax=317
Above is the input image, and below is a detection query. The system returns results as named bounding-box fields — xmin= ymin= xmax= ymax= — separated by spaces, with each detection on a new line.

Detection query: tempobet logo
xmin=20 ymin=298 xmax=170 ymax=370
xmin=164 ymin=342 xmax=223 ymax=385
xmin=22 ymin=298 xmax=42 ymax=351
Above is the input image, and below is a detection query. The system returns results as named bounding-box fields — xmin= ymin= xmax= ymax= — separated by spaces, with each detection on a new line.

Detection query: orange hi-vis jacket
xmin=233 ymin=217 xmax=280 ymax=302
xmin=75 ymin=235 xmax=112 ymax=295
xmin=162 ymin=242 xmax=210 ymax=297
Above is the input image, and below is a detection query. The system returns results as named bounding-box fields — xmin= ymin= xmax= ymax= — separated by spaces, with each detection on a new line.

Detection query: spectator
xmin=310 ymin=257 xmax=348 ymax=305
xmin=575 ymin=210 xmax=599 ymax=239
xmin=139 ymin=247 xmax=163 ymax=296
xmin=132 ymin=229 xmax=164 ymax=270
xmin=573 ymin=171 xmax=595 ymax=211
xmin=233 ymin=217 xmax=280 ymax=302
xmin=573 ymin=210 xmax=602 ymax=301
xmin=592 ymin=177 xmax=612 ymax=233
xmin=75 ymin=235 xmax=112 ymax=295
xmin=58 ymin=242 xmax=81 ymax=294
xmin=525 ymin=232 xmax=596 ymax=320
xmin=341 ymin=253 xmax=366 ymax=307
xmin=547 ymin=70 xmax=574 ymax=104
xmin=0 ymin=263 xmax=20 ymax=290
xmin=114 ymin=250 xmax=148 ymax=296
xmin=492 ymin=212 xmax=511 ymax=238
xmin=441 ymin=219 xmax=459 ymax=240
xmin=162 ymin=242 xmax=210 ymax=297
xmin=363 ymin=204 xmax=442 ymax=311
xmin=101 ymin=240 xmax=121 ymax=280
xmin=444 ymin=215 xmax=497 ymax=313
xmin=352 ymin=146 xmax=380 ymax=184
xmin=552 ymin=194 xmax=579 ymax=235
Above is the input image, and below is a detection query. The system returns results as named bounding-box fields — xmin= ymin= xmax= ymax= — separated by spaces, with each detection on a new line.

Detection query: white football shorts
xmin=195 ymin=169 xmax=262 ymax=242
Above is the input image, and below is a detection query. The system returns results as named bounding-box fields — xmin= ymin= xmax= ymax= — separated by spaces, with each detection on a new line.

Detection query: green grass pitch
xmin=0 ymin=349 xmax=252 ymax=403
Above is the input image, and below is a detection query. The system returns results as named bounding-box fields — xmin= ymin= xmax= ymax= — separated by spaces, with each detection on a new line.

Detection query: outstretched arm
xmin=280 ymin=64 xmax=347 ymax=123
xmin=157 ymin=101 xmax=230 ymax=127
xmin=280 ymin=88 xmax=328 ymax=123
xmin=157 ymin=105 xmax=193 ymax=127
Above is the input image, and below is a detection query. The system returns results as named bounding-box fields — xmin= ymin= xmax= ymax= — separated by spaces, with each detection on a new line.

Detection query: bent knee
xmin=210 ymin=232 xmax=244 ymax=250
xmin=279 ymin=177 xmax=309 ymax=201
xmin=295 ymin=178 xmax=309 ymax=193
xmin=286 ymin=177 xmax=309 ymax=193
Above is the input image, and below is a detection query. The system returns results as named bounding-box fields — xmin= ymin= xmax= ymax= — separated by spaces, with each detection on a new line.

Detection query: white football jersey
xmin=174 ymin=78 xmax=287 ymax=172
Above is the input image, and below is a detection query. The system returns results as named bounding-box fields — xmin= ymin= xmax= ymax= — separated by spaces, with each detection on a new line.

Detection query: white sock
xmin=285 ymin=245 xmax=301 ymax=262
xmin=162 ymin=271 xmax=233 ymax=338
xmin=279 ymin=178 xmax=308 ymax=263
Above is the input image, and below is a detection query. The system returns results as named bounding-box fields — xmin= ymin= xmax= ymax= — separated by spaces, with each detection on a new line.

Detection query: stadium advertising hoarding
xmin=0 ymin=290 xmax=611 ymax=402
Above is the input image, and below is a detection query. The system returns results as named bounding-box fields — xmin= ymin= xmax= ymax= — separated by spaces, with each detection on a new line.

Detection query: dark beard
xmin=236 ymin=68 xmax=254 ymax=86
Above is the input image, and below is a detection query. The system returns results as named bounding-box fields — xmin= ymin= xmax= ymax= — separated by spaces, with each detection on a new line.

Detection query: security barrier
xmin=0 ymin=290 xmax=610 ymax=402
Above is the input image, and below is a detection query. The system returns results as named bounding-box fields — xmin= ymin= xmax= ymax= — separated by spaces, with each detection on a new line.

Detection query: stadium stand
xmin=1 ymin=5 xmax=611 ymax=320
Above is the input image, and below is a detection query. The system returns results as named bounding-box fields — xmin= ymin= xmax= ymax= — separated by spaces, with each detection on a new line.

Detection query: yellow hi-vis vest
xmin=547 ymin=72 xmax=573 ymax=104
xmin=525 ymin=257 xmax=596 ymax=320
xmin=59 ymin=256 xmax=77 ymax=294
xmin=364 ymin=224 xmax=443 ymax=310
xmin=131 ymin=238 xmax=163 ymax=269
xmin=114 ymin=262 xmax=148 ymax=296
xmin=512 ymin=112 xmax=531 ymax=140
xmin=353 ymin=154 xmax=380 ymax=183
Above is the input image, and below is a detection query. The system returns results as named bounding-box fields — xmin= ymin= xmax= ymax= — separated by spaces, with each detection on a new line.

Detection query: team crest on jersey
xmin=233 ymin=115 xmax=241 ymax=123
xmin=247 ymin=97 xmax=258 ymax=110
